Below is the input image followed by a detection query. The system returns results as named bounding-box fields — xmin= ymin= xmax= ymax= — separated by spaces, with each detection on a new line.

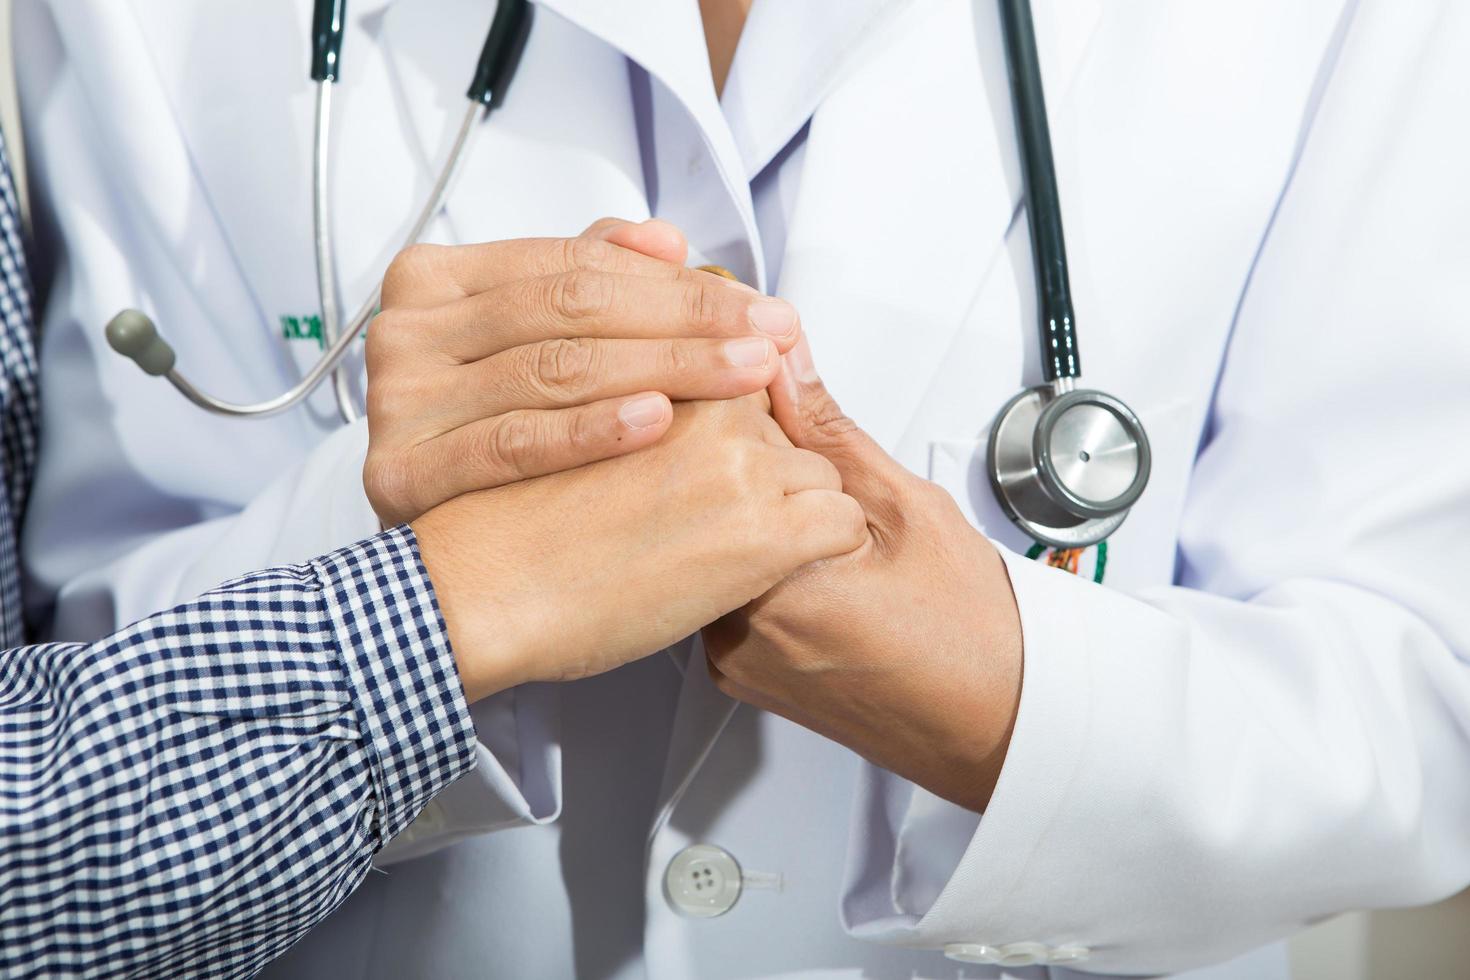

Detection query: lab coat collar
xmin=535 ymin=0 xmax=766 ymax=279
xmin=720 ymin=0 xmax=915 ymax=181
xmin=534 ymin=0 xmax=921 ymax=219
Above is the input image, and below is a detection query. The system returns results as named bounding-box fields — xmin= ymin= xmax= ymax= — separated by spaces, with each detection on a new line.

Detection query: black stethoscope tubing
xmin=998 ymin=0 xmax=1079 ymax=383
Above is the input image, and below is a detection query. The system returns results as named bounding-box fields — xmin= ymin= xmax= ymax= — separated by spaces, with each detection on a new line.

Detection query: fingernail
xmin=748 ymin=297 xmax=799 ymax=337
xmin=784 ymin=334 xmax=819 ymax=383
xmin=618 ymin=394 xmax=668 ymax=429
xmin=723 ymin=337 xmax=772 ymax=368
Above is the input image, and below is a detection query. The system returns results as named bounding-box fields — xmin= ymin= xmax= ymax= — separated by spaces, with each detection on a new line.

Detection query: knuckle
xmin=362 ymin=454 xmax=415 ymax=522
xmin=364 ymin=372 xmax=428 ymax=422
xmin=800 ymin=494 xmax=865 ymax=551
xmin=657 ymin=339 xmax=699 ymax=377
xmin=804 ymin=398 xmax=859 ymax=442
xmin=363 ymin=312 xmax=396 ymax=375
xmin=381 ymin=243 xmax=443 ymax=305
xmin=550 ymin=270 xmax=616 ymax=322
xmin=533 ymin=337 xmax=598 ymax=393
xmin=567 ymin=404 xmax=612 ymax=453
xmin=817 ymin=459 xmax=844 ymax=493
xmin=563 ymin=234 xmax=617 ymax=272
xmin=722 ymin=441 xmax=766 ymax=495
xmin=682 ymin=281 xmax=725 ymax=334
xmin=365 ymin=307 xmax=405 ymax=347
xmin=363 ymin=376 xmax=398 ymax=420
xmin=482 ymin=415 xmax=543 ymax=475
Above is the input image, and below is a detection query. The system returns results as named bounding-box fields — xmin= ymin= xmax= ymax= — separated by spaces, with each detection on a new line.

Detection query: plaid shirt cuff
xmin=314 ymin=525 xmax=478 ymax=849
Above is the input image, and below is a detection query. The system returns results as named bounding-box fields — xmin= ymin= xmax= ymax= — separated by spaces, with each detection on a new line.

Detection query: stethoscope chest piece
xmin=987 ymin=385 xmax=1151 ymax=548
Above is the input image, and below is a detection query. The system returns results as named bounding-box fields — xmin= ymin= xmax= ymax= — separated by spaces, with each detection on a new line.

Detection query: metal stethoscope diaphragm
xmin=988 ymin=383 xmax=1150 ymax=548
xmin=985 ymin=0 xmax=1150 ymax=548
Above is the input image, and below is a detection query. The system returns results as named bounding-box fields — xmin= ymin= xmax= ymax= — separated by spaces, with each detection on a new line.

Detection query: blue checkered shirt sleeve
xmin=0 ymin=134 xmax=37 ymax=650
xmin=0 ymin=525 xmax=480 ymax=979
xmin=0 ymin=124 xmax=476 ymax=977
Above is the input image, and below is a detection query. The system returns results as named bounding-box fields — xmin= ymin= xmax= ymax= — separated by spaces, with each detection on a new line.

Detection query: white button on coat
xmin=943 ymin=943 xmax=1002 ymax=965
xmin=664 ymin=844 xmax=742 ymax=918
xmin=1048 ymin=944 xmax=1091 ymax=964
xmin=993 ymin=941 xmax=1049 ymax=967
xmin=943 ymin=941 xmax=1090 ymax=966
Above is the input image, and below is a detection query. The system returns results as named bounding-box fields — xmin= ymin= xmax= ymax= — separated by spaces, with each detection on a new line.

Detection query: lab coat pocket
xmin=927 ymin=398 xmax=1198 ymax=589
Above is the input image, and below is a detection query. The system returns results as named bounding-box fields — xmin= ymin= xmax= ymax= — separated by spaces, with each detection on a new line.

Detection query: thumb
xmin=581 ymin=217 xmax=689 ymax=265
xmin=770 ymin=335 xmax=905 ymax=515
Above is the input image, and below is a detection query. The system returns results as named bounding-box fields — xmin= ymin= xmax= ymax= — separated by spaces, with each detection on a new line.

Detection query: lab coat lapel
xmin=651 ymin=0 xmax=1101 ymax=821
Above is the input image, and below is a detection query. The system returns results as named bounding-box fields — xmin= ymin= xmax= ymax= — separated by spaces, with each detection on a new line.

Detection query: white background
xmin=0 ymin=4 xmax=1463 ymax=977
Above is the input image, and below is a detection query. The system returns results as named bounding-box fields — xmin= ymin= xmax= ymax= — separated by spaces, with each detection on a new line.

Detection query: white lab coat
xmin=15 ymin=0 xmax=1470 ymax=977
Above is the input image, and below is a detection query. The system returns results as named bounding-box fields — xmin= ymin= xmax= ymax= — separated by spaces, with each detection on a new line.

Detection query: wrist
xmin=945 ymin=541 xmax=1024 ymax=810
xmin=411 ymin=501 xmax=529 ymax=703
xmin=845 ymin=539 xmax=1022 ymax=812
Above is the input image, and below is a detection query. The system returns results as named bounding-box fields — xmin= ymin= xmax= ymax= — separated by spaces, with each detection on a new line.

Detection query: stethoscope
xmin=104 ymin=0 xmax=534 ymax=424
xmin=985 ymin=0 xmax=1150 ymax=548
xmin=104 ymin=0 xmax=1148 ymax=549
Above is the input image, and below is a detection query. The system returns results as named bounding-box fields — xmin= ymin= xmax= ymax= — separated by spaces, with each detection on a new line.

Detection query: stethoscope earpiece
xmin=987 ymin=385 xmax=1150 ymax=549
xmin=105 ymin=310 xmax=175 ymax=377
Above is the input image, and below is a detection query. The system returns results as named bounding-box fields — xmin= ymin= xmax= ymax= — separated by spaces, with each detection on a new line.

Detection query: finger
xmin=585 ymin=217 xmax=690 ymax=266
xmin=400 ymin=271 xmax=800 ymax=363
xmin=766 ymin=445 xmax=844 ymax=495
xmin=490 ymin=335 xmax=782 ymax=410
xmin=769 ymin=335 xmax=904 ymax=514
xmin=778 ymin=489 xmax=871 ymax=566
xmin=379 ymin=223 xmax=708 ymax=308
xmin=404 ymin=393 xmax=673 ymax=512
xmin=423 ymin=337 xmax=782 ymax=430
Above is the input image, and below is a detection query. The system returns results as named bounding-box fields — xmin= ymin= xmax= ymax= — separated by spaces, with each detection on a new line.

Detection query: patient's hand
xmin=413 ymin=393 xmax=866 ymax=701
xmin=363 ymin=218 xmax=802 ymax=525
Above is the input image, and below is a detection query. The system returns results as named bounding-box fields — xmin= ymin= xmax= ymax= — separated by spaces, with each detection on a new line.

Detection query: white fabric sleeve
xmin=841 ymin=1 xmax=1470 ymax=973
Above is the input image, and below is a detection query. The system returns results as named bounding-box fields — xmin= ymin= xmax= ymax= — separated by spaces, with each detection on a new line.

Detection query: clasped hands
xmin=373 ymin=219 xmax=1021 ymax=811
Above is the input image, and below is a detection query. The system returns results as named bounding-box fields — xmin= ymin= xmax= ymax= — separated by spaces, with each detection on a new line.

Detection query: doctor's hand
xmin=410 ymin=394 xmax=866 ymax=702
xmin=363 ymin=218 xmax=802 ymax=526
xmin=702 ymin=340 xmax=1024 ymax=813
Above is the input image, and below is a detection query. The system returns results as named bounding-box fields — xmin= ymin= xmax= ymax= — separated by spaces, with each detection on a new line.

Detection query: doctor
xmin=16 ymin=2 xmax=1470 ymax=979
